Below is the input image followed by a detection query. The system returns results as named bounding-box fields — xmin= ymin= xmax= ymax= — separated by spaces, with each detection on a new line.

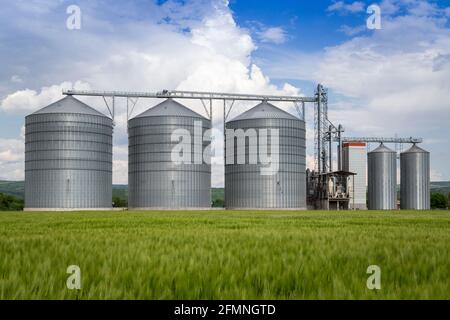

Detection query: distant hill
xmin=0 ymin=181 xmax=129 ymax=202
xmin=112 ymin=184 xmax=128 ymax=206
xmin=430 ymin=181 xmax=450 ymax=195
xmin=0 ymin=181 xmax=24 ymax=199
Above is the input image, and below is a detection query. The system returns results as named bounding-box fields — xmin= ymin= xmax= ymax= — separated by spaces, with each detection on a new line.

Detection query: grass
xmin=0 ymin=210 xmax=448 ymax=300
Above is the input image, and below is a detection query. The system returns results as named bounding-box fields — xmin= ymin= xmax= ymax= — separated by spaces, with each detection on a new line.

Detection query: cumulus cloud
xmin=2 ymin=0 xmax=448 ymax=184
xmin=337 ymin=24 xmax=366 ymax=36
xmin=313 ymin=1 xmax=450 ymax=179
xmin=0 ymin=81 xmax=91 ymax=114
xmin=0 ymin=0 xmax=301 ymax=185
xmin=257 ymin=27 xmax=288 ymax=44
xmin=327 ymin=1 xmax=365 ymax=14
xmin=10 ymin=75 xmax=23 ymax=83
xmin=0 ymin=138 xmax=24 ymax=180
xmin=315 ymin=15 xmax=450 ymax=123
xmin=255 ymin=0 xmax=450 ymax=179
xmin=430 ymin=169 xmax=443 ymax=182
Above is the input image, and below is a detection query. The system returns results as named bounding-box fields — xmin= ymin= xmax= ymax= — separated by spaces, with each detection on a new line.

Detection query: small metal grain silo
xmin=400 ymin=144 xmax=430 ymax=210
xmin=25 ymin=96 xmax=113 ymax=210
xmin=225 ymin=101 xmax=306 ymax=209
xmin=128 ymin=99 xmax=211 ymax=209
xmin=367 ymin=143 xmax=397 ymax=210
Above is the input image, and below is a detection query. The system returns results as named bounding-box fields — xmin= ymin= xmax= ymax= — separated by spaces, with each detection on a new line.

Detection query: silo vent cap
xmin=402 ymin=144 xmax=429 ymax=154
xmin=133 ymin=98 xmax=208 ymax=119
xmin=369 ymin=143 xmax=396 ymax=153
xmin=31 ymin=95 xmax=108 ymax=117
xmin=228 ymin=101 xmax=299 ymax=121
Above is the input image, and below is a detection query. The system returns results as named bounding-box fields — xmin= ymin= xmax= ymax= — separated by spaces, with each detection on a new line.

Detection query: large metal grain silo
xmin=400 ymin=144 xmax=430 ymax=210
xmin=128 ymin=99 xmax=211 ymax=209
xmin=367 ymin=143 xmax=397 ymax=210
xmin=25 ymin=96 xmax=113 ymax=211
xmin=225 ymin=101 xmax=306 ymax=209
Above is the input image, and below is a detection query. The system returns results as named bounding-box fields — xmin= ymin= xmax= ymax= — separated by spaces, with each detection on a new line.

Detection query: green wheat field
xmin=0 ymin=210 xmax=448 ymax=300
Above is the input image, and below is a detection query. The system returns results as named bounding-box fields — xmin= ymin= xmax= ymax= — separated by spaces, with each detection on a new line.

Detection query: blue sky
xmin=232 ymin=0 xmax=363 ymax=49
xmin=0 ymin=0 xmax=449 ymax=184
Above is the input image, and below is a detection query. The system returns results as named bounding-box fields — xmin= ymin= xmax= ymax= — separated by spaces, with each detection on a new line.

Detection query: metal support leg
xmin=302 ymin=101 xmax=305 ymax=121
xmin=209 ymin=99 xmax=212 ymax=121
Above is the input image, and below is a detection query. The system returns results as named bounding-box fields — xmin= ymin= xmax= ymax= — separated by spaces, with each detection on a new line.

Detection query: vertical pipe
xmin=329 ymin=125 xmax=333 ymax=173
xmin=352 ymin=175 xmax=355 ymax=210
xmin=337 ymin=144 xmax=341 ymax=171
xmin=338 ymin=124 xmax=343 ymax=171
xmin=321 ymin=86 xmax=328 ymax=174
xmin=317 ymin=85 xmax=321 ymax=174
xmin=223 ymin=99 xmax=226 ymax=207
xmin=210 ymin=98 xmax=213 ymax=206
xmin=322 ymin=150 xmax=327 ymax=174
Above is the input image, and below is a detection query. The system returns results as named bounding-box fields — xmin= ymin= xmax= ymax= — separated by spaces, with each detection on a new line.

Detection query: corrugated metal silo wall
xmin=367 ymin=150 xmax=397 ymax=210
xmin=225 ymin=118 xmax=306 ymax=208
xmin=128 ymin=116 xmax=211 ymax=208
xmin=400 ymin=151 xmax=430 ymax=209
xmin=25 ymin=113 xmax=113 ymax=209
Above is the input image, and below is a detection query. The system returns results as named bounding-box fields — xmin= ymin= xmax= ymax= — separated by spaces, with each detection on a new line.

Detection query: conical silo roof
xmin=402 ymin=144 xmax=429 ymax=154
xmin=31 ymin=95 xmax=108 ymax=117
xmin=369 ymin=143 xmax=395 ymax=153
xmin=134 ymin=98 xmax=207 ymax=119
xmin=229 ymin=101 xmax=298 ymax=122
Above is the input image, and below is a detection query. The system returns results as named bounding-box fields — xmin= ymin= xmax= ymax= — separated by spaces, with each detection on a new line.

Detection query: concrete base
xmin=24 ymin=208 xmax=113 ymax=212
xmin=349 ymin=203 xmax=367 ymax=210
xmin=129 ymin=207 xmax=213 ymax=211
xmin=224 ymin=207 xmax=307 ymax=211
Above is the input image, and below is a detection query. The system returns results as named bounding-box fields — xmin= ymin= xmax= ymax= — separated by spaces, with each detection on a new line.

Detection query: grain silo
xmin=128 ymin=99 xmax=211 ymax=209
xmin=225 ymin=101 xmax=306 ymax=209
xmin=367 ymin=143 xmax=397 ymax=210
xmin=400 ymin=144 xmax=430 ymax=210
xmin=25 ymin=96 xmax=113 ymax=211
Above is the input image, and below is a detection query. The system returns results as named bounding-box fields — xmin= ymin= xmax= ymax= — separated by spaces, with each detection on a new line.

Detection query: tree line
xmin=0 ymin=193 xmax=24 ymax=211
xmin=0 ymin=192 xmax=448 ymax=211
xmin=430 ymin=192 xmax=449 ymax=209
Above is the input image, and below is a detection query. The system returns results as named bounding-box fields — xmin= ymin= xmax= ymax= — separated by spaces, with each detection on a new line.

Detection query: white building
xmin=343 ymin=142 xmax=367 ymax=209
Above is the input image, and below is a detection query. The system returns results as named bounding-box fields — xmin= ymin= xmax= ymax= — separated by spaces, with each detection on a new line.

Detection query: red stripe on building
xmin=343 ymin=142 xmax=367 ymax=148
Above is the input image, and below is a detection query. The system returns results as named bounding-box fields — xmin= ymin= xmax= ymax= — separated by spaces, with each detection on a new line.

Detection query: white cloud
xmin=0 ymin=149 xmax=21 ymax=162
xmin=430 ymin=169 xmax=443 ymax=181
xmin=0 ymin=138 xmax=24 ymax=180
xmin=327 ymin=1 xmax=365 ymax=14
xmin=313 ymin=3 xmax=450 ymax=179
xmin=257 ymin=27 xmax=287 ymax=44
xmin=256 ymin=0 xmax=450 ymax=179
xmin=0 ymin=0 xmax=301 ymax=185
xmin=113 ymin=160 xmax=128 ymax=185
xmin=10 ymin=75 xmax=23 ymax=83
xmin=315 ymin=15 xmax=450 ymax=122
xmin=112 ymin=145 xmax=128 ymax=185
xmin=338 ymin=24 xmax=366 ymax=36
xmin=306 ymin=154 xmax=315 ymax=171
xmin=377 ymin=0 xmax=447 ymax=18
xmin=10 ymin=0 xmax=60 ymax=15
xmin=191 ymin=6 xmax=255 ymax=62
xmin=0 ymin=81 xmax=91 ymax=114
